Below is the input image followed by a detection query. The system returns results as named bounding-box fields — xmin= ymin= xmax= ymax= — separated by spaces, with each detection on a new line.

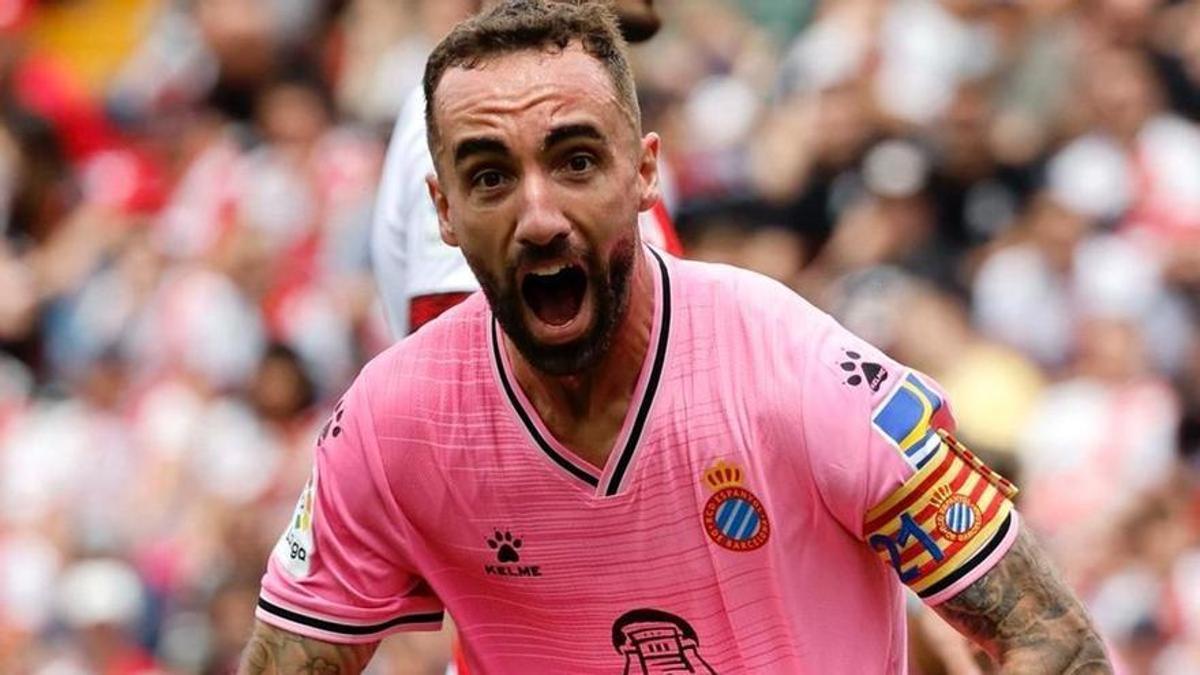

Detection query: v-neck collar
xmin=489 ymin=247 xmax=672 ymax=498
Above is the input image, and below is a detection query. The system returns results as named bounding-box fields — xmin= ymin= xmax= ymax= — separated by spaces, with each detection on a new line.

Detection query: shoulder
xmin=318 ymin=296 xmax=492 ymax=514
xmin=356 ymin=294 xmax=491 ymax=413
xmin=665 ymin=256 xmax=875 ymax=430
xmin=671 ymin=257 xmax=913 ymax=422
xmin=668 ymin=255 xmax=833 ymax=358
xmin=668 ymin=256 xmax=814 ymax=317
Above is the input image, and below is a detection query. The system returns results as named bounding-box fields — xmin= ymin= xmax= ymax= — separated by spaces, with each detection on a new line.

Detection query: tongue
xmin=525 ymin=272 xmax=584 ymax=326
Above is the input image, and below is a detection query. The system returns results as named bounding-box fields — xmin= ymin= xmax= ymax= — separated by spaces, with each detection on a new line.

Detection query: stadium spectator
xmin=0 ymin=0 xmax=1198 ymax=672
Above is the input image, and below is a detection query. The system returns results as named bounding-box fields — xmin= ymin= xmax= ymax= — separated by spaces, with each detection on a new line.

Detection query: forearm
xmin=239 ymin=620 xmax=378 ymax=675
xmin=934 ymin=528 xmax=1112 ymax=674
xmin=999 ymin=642 xmax=1111 ymax=675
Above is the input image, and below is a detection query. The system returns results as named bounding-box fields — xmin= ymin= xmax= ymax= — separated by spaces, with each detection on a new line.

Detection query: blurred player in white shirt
xmin=371 ymin=0 xmax=680 ymax=338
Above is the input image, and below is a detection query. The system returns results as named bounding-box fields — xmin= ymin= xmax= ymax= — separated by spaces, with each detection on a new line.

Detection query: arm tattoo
xmin=239 ymin=621 xmax=379 ymax=675
xmin=934 ymin=528 xmax=1112 ymax=674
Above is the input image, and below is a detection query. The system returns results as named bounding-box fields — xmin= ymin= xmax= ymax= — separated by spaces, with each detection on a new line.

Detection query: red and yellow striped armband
xmin=864 ymin=431 xmax=1019 ymax=604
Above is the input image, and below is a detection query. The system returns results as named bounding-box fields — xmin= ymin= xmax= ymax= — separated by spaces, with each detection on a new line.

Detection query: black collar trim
xmin=491 ymin=248 xmax=672 ymax=495
xmin=602 ymin=248 xmax=671 ymax=496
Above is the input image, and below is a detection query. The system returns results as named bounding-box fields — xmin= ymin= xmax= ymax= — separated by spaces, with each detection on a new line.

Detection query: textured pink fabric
xmin=258 ymin=248 xmax=1016 ymax=673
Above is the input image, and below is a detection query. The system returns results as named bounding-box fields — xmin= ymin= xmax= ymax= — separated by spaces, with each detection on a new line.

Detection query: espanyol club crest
xmin=700 ymin=460 xmax=770 ymax=552
xmin=932 ymin=485 xmax=982 ymax=542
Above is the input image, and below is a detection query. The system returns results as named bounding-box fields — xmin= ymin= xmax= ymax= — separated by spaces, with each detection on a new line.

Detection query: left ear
xmin=427 ymin=173 xmax=458 ymax=247
xmin=636 ymin=132 xmax=661 ymax=213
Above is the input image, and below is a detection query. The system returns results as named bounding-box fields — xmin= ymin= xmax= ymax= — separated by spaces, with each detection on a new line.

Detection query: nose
xmin=513 ymin=171 xmax=571 ymax=248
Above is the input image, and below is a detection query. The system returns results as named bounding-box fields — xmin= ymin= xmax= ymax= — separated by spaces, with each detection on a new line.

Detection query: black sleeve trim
xmin=257 ymin=597 xmax=444 ymax=636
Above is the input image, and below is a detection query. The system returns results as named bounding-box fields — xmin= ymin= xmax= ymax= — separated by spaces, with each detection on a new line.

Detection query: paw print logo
xmin=319 ymin=399 xmax=346 ymax=444
xmin=487 ymin=530 xmax=523 ymax=563
xmin=839 ymin=351 xmax=888 ymax=391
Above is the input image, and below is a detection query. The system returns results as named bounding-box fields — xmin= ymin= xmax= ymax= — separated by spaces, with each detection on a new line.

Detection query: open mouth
xmin=520 ymin=263 xmax=588 ymax=327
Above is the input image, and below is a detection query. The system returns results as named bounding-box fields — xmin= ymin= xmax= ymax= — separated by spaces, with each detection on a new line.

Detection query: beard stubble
xmin=467 ymin=234 xmax=638 ymax=376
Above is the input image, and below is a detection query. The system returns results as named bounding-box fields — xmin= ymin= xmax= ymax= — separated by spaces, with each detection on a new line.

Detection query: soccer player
xmin=371 ymin=0 xmax=679 ymax=338
xmin=242 ymin=2 xmax=1111 ymax=673
xmin=370 ymin=4 xmax=676 ymax=670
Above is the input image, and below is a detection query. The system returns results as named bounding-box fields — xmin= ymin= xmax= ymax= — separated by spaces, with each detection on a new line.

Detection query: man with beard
xmin=368 ymin=2 xmax=675 ymax=671
xmin=243 ymin=2 xmax=1110 ymax=673
xmin=370 ymin=0 xmax=679 ymax=339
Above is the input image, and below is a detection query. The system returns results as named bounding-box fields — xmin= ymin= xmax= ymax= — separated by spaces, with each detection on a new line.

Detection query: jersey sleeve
xmin=795 ymin=312 xmax=1020 ymax=606
xmin=256 ymin=378 xmax=444 ymax=643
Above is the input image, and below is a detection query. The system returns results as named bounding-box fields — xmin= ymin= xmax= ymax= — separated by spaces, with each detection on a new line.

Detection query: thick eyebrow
xmin=454 ymin=137 xmax=509 ymax=165
xmin=543 ymin=123 xmax=606 ymax=150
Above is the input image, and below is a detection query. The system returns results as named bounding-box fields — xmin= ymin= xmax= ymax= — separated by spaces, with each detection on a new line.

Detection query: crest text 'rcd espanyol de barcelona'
xmin=701 ymin=460 xmax=770 ymax=552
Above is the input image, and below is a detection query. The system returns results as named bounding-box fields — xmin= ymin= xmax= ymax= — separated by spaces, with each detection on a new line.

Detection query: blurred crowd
xmin=2 ymin=0 xmax=1200 ymax=673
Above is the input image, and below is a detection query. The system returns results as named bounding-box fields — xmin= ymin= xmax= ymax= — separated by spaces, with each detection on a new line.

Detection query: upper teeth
xmin=529 ymin=263 xmax=569 ymax=277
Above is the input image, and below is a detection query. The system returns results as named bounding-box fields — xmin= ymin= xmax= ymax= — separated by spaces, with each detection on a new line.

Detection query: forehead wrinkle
xmin=442 ymin=87 xmax=566 ymax=128
xmin=439 ymin=80 xmax=617 ymax=130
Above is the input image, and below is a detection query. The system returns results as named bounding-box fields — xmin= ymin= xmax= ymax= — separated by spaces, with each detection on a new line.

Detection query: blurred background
xmin=2 ymin=0 xmax=1200 ymax=672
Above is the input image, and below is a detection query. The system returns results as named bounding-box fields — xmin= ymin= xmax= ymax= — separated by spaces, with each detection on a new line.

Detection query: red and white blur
xmin=2 ymin=0 xmax=1200 ymax=673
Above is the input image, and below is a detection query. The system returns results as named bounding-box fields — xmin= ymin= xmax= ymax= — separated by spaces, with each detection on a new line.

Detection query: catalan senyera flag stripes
xmin=864 ymin=430 xmax=1019 ymax=600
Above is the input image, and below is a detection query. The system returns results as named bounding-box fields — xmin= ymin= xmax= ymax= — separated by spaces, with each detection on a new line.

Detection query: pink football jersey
xmin=258 ymin=247 xmax=1019 ymax=673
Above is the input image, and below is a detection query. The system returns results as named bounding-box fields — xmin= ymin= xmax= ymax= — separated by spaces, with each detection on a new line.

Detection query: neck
xmin=504 ymin=247 xmax=656 ymax=463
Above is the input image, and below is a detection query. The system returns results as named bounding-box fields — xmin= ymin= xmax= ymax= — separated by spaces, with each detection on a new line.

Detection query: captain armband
xmin=864 ymin=431 xmax=1019 ymax=603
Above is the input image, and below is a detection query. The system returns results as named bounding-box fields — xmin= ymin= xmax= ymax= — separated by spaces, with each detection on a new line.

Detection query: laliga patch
xmin=274 ymin=469 xmax=317 ymax=578
xmin=700 ymin=460 xmax=770 ymax=552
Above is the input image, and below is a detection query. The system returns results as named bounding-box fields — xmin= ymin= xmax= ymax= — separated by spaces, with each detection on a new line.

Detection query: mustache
xmin=512 ymin=239 xmax=590 ymax=270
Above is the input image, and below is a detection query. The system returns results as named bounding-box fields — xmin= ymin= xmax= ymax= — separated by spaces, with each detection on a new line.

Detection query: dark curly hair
xmin=423 ymin=0 xmax=640 ymax=154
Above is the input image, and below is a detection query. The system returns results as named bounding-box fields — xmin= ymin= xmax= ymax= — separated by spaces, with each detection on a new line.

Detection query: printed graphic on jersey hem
xmin=612 ymin=608 xmax=716 ymax=675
